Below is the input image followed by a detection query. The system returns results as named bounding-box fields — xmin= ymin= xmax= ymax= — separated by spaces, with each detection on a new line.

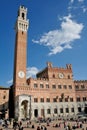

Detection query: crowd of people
xmin=0 ymin=118 xmax=87 ymax=130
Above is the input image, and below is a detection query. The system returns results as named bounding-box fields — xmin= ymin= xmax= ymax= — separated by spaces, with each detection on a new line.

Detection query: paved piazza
xmin=0 ymin=119 xmax=87 ymax=130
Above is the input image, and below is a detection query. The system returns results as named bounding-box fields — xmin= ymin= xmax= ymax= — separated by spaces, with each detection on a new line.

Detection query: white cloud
xmin=68 ymin=0 xmax=86 ymax=13
xmin=32 ymin=14 xmax=84 ymax=55
xmin=82 ymin=6 xmax=87 ymax=13
xmin=70 ymin=0 xmax=74 ymax=3
xmin=68 ymin=0 xmax=74 ymax=11
xmin=7 ymin=79 xmax=13 ymax=85
xmin=7 ymin=67 xmax=39 ymax=84
xmin=78 ymin=0 xmax=84 ymax=2
xmin=26 ymin=67 xmax=39 ymax=78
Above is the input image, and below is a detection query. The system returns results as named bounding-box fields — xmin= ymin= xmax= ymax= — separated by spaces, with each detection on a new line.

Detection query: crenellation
xmin=74 ymin=80 xmax=87 ymax=83
xmin=20 ymin=5 xmax=27 ymax=11
xmin=66 ymin=64 xmax=72 ymax=70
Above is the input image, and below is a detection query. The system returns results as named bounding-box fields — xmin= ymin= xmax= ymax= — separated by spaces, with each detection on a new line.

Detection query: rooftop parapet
xmin=74 ymin=80 xmax=87 ymax=83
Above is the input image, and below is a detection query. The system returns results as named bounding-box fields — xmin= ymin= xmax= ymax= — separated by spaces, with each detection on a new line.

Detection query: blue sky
xmin=0 ymin=0 xmax=87 ymax=87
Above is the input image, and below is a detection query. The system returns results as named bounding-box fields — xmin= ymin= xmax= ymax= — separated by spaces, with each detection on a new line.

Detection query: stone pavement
xmin=0 ymin=120 xmax=87 ymax=130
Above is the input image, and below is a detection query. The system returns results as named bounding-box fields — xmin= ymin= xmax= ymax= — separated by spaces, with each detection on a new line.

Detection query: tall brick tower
xmin=10 ymin=6 xmax=29 ymax=119
xmin=13 ymin=6 xmax=29 ymax=87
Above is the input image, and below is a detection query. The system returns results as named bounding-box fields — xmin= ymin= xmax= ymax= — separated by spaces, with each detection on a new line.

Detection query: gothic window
xmin=75 ymin=85 xmax=79 ymax=89
xmin=47 ymin=109 xmax=51 ymax=114
xmin=34 ymin=98 xmax=38 ymax=102
xmin=59 ymin=98 xmax=62 ymax=102
xmin=60 ymin=108 xmax=63 ymax=113
xmin=78 ymin=107 xmax=81 ymax=112
xmin=65 ymin=98 xmax=68 ymax=102
xmin=76 ymin=97 xmax=80 ymax=102
xmin=68 ymin=85 xmax=72 ymax=89
xmin=68 ymin=75 xmax=70 ymax=79
xmin=71 ymin=108 xmax=74 ymax=112
xmin=63 ymin=85 xmax=67 ymax=89
xmin=52 ymin=85 xmax=56 ymax=89
xmin=40 ymin=98 xmax=44 ymax=102
xmin=46 ymin=98 xmax=50 ymax=102
xmin=54 ymin=108 xmax=57 ymax=114
xmin=53 ymin=74 xmax=55 ymax=78
xmin=40 ymin=84 xmax=44 ymax=88
xmin=46 ymin=84 xmax=49 ymax=88
xmin=66 ymin=108 xmax=69 ymax=113
xmin=70 ymin=98 xmax=73 ymax=102
xmin=58 ymin=85 xmax=62 ymax=89
xmin=83 ymin=97 xmax=86 ymax=101
xmin=3 ymin=95 xmax=6 ymax=99
xmin=81 ymin=85 xmax=85 ymax=89
xmin=34 ymin=83 xmax=38 ymax=88
xmin=53 ymin=98 xmax=57 ymax=102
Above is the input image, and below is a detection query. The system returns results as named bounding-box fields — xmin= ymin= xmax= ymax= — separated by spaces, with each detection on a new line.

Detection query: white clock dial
xmin=18 ymin=71 xmax=25 ymax=78
xmin=58 ymin=73 xmax=64 ymax=78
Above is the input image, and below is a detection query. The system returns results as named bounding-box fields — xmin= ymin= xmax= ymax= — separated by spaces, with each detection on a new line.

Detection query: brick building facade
xmin=0 ymin=87 xmax=9 ymax=119
xmin=0 ymin=6 xmax=87 ymax=120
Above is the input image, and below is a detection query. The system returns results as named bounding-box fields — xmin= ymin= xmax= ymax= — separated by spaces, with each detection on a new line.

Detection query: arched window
xmin=68 ymin=75 xmax=70 ymax=79
xmin=53 ymin=74 xmax=55 ymax=78
xmin=3 ymin=95 xmax=6 ymax=99
xmin=22 ymin=13 xmax=25 ymax=19
xmin=66 ymin=108 xmax=69 ymax=113
xmin=54 ymin=108 xmax=57 ymax=114
xmin=47 ymin=109 xmax=51 ymax=114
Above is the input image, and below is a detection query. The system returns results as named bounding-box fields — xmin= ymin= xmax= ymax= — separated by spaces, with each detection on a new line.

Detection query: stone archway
xmin=21 ymin=100 xmax=28 ymax=118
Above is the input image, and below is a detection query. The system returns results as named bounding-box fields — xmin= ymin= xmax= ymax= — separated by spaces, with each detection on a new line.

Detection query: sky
xmin=0 ymin=0 xmax=87 ymax=87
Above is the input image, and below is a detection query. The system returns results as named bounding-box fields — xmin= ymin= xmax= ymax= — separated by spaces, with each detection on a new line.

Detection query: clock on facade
xmin=58 ymin=73 xmax=64 ymax=78
xmin=18 ymin=71 xmax=25 ymax=78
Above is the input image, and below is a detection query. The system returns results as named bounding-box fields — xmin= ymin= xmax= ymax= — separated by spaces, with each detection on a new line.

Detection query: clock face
xmin=58 ymin=73 xmax=64 ymax=78
xmin=18 ymin=71 xmax=25 ymax=78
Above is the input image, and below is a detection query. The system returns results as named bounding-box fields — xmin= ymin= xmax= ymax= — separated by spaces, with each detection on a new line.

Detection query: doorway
xmin=34 ymin=109 xmax=38 ymax=117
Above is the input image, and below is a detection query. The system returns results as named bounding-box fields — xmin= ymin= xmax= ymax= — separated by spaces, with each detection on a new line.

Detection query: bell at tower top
xmin=15 ymin=5 xmax=29 ymax=32
xmin=18 ymin=5 xmax=27 ymax=20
